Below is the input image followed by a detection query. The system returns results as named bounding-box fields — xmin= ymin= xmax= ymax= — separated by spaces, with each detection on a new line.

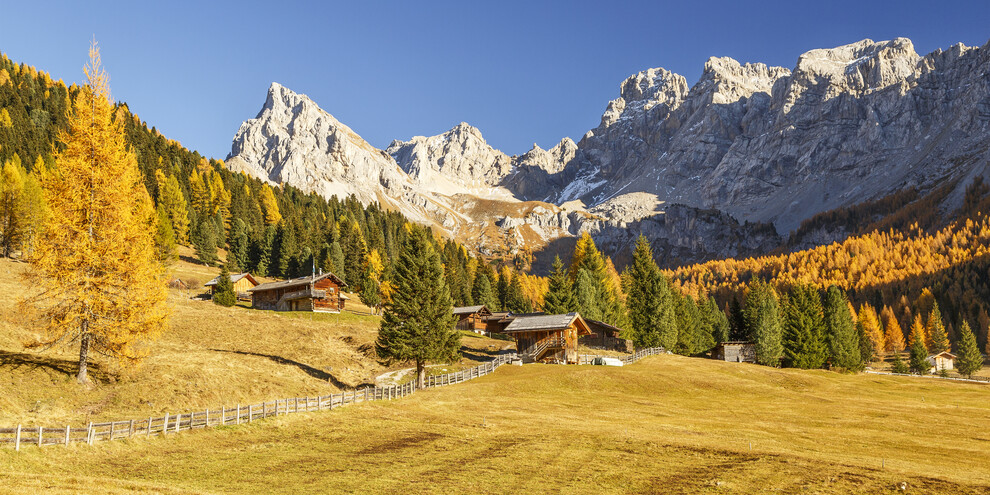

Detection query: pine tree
xmin=568 ymin=232 xmax=622 ymax=326
xmin=543 ymin=256 xmax=577 ymax=314
xmin=212 ymin=264 xmax=236 ymax=307
xmin=908 ymin=329 xmax=930 ymax=374
xmin=574 ymin=268 xmax=604 ymax=322
xmin=702 ymin=296 xmax=730 ymax=345
xmin=926 ymin=301 xmax=950 ymax=353
xmin=955 ymin=320 xmax=984 ymax=378
xmin=744 ymin=280 xmax=783 ymax=367
xmin=503 ymin=271 xmax=532 ymax=313
xmin=192 ymin=217 xmax=218 ymax=265
xmin=253 ymin=225 xmax=275 ymax=277
xmin=227 ymin=218 xmax=250 ymax=272
xmin=823 ymin=286 xmax=861 ymax=371
xmin=675 ymin=294 xmax=705 ymax=356
xmin=728 ymin=296 xmax=747 ymax=341
xmin=375 ymin=228 xmax=459 ymax=388
xmin=21 ymin=41 xmax=168 ymax=383
xmin=627 ymin=235 xmax=665 ymax=348
xmin=782 ymin=284 xmax=827 ymax=369
xmin=154 ymin=204 xmax=177 ymax=265
xmin=857 ymin=303 xmax=886 ymax=361
xmin=328 ymin=241 xmax=345 ymax=279
xmin=496 ymin=266 xmax=511 ymax=310
xmin=890 ymin=352 xmax=909 ymax=374
xmin=881 ymin=305 xmax=906 ymax=352
xmin=470 ymin=269 xmax=499 ymax=311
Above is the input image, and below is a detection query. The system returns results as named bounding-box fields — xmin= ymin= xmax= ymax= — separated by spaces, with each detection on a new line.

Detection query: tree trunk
xmin=77 ymin=322 xmax=90 ymax=384
xmin=416 ymin=360 xmax=426 ymax=389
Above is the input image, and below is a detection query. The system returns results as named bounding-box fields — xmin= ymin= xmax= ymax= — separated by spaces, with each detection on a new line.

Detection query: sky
xmin=1 ymin=0 xmax=988 ymax=159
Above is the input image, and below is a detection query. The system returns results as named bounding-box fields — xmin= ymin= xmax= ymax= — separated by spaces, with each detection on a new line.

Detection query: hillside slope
xmin=3 ymin=355 xmax=989 ymax=493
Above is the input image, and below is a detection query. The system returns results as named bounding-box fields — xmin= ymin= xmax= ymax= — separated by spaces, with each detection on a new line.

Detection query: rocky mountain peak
xmin=600 ymin=67 xmax=689 ymax=128
xmin=697 ymin=57 xmax=790 ymax=104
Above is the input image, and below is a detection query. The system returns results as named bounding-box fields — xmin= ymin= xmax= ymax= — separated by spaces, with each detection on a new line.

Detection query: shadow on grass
xmin=0 ymin=350 xmax=112 ymax=383
xmin=209 ymin=349 xmax=350 ymax=389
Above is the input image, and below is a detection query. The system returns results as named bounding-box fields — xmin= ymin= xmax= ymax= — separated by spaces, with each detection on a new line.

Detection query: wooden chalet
xmin=484 ymin=311 xmax=515 ymax=333
xmin=503 ymin=312 xmax=592 ymax=364
xmin=204 ymin=272 xmax=259 ymax=300
xmin=582 ymin=319 xmax=634 ymax=352
xmin=247 ymin=272 xmax=347 ymax=312
xmin=713 ymin=341 xmax=756 ymax=363
xmin=928 ymin=351 xmax=957 ymax=373
xmin=453 ymin=305 xmax=492 ymax=333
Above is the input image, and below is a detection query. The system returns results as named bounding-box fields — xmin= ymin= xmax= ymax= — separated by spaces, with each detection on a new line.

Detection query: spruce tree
xmin=702 ymin=296 xmax=730 ymax=346
xmin=228 ymin=218 xmax=250 ymax=272
xmin=496 ymin=267 xmax=511 ymax=310
xmin=154 ymin=204 xmax=178 ymax=265
xmin=627 ymin=235 xmax=664 ymax=348
xmin=955 ymin=320 xmax=984 ymax=378
xmin=574 ymin=268 xmax=604 ymax=321
xmin=744 ymin=280 xmax=783 ymax=367
xmin=927 ymin=301 xmax=950 ymax=353
xmin=22 ymin=42 xmax=167 ymax=383
xmin=471 ymin=269 xmax=499 ymax=311
xmin=503 ymin=272 xmax=532 ymax=313
xmin=823 ymin=286 xmax=861 ymax=371
xmin=674 ymin=294 xmax=703 ymax=356
xmin=376 ymin=228 xmax=459 ymax=388
xmin=192 ymin=217 xmax=218 ymax=265
xmin=908 ymin=330 xmax=930 ymax=374
xmin=782 ymin=284 xmax=827 ymax=369
xmin=890 ymin=352 xmax=909 ymax=374
xmin=328 ymin=241 xmax=345 ymax=279
xmin=728 ymin=296 xmax=747 ymax=340
xmin=543 ymin=256 xmax=577 ymax=314
xmin=212 ymin=264 xmax=236 ymax=307
xmin=359 ymin=260 xmax=382 ymax=314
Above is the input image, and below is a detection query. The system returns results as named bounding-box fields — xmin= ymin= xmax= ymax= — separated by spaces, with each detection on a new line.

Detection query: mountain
xmin=225 ymin=37 xmax=990 ymax=269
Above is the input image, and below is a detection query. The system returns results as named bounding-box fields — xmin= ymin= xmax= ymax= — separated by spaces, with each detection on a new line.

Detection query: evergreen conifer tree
xmin=228 ymin=218 xmax=250 ymax=272
xmin=212 ymin=264 xmax=236 ymax=307
xmin=702 ymin=296 xmax=730 ymax=346
xmin=627 ymin=235 xmax=665 ymax=348
xmin=328 ymin=241 xmax=345 ymax=279
xmin=890 ymin=352 xmax=909 ymax=374
xmin=192 ymin=217 xmax=218 ymax=265
xmin=543 ymin=256 xmax=578 ymax=314
xmin=154 ymin=204 xmax=177 ymax=265
xmin=908 ymin=329 xmax=930 ymax=374
xmin=22 ymin=42 xmax=167 ymax=382
xmin=744 ymin=280 xmax=783 ymax=367
xmin=823 ymin=285 xmax=861 ymax=371
xmin=471 ymin=269 xmax=499 ymax=311
xmin=574 ymin=268 xmax=604 ymax=321
xmin=375 ymin=228 xmax=459 ymax=388
xmin=782 ymin=284 xmax=827 ymax=369
xmin=728 ymin=296 xmax=747 ymax=341
xmin=955 ymin=320 xmax=984 ymax=378
xmin=674 ymin=294 xmax=704 ymax=356
xmin=927 ymin=301 xmax=950 ymax=353
xmin=503 ymin=272 xmax=532 ymax=313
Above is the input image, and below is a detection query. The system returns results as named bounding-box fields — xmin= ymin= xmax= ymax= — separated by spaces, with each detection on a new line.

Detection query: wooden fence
xmin=0 ymin=352 xmax=518 ymax=451
xmin=864 ymin=370 xmax=990 ymax=383
xmin=577 ymin=347 xmax=666 ymax=365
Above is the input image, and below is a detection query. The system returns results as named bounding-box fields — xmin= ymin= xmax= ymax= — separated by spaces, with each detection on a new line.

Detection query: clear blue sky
xmin=2 ymin=0 xmax=987 ymax=159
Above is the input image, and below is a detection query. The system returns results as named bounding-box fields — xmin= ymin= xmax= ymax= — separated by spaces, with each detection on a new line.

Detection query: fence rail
xmin=578 ymin=347 xmax=666 ymax=365
xmin=864 ymin=370 xmax=990 ymax=383
xmin=2 ymin=352 xmax=517 ymax=450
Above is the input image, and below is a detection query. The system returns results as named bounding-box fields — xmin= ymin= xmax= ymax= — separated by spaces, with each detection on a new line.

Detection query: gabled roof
xmin=453 ymin=305 xmax=490 ymax=315
xmin=586 ymin=319 xmax=624 ymax=337
xmin=503 ymin=312 xmax=592 ymax=335
xmin=248 ymin=272 xmax=346 ymax=293
xmin=204 ymin=272 xmax=259 ymax=287
xmin=929 ymin=351 xmax=957 ymax=359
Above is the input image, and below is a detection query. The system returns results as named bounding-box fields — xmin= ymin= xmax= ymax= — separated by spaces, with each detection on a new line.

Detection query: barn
xmin=581 ymin=319 xmax=634 ymax=352
xmin=713 ymin=341 xmax=756 ymax=363
xmin=503 ymin=312 xmax=592 ymax=364
xmin=248 ymin=272 xmax=347 ymax=312
xmin=204 ymin=272 xmax=259 ymax=300
xmin=453 ymin=305 xmax=492 ymax=333
xmin=928 ymin=351 xmax=957 ymax=373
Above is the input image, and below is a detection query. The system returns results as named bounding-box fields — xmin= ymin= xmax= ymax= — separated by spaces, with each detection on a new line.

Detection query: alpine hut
xmin=453 ymin=305 xmax=493 ymax=333
xmin=248 ymin=272 xmax=347 ymax=312
xmin=204 ymin=272 xmax=259 ymax=300
xmin=928 ymin=351 xmax=957 ymax=373
xmin=503 ymin=312 xmax=592 ymax=364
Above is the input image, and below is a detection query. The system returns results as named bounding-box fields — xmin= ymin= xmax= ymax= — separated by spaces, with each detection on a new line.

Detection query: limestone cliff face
xmin=226 ymin=37 xmax=990 ymax=268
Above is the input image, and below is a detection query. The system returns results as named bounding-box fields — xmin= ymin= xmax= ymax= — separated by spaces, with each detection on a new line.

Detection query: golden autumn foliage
xmin=259 ymin=184 xmax=282 ymax=225
xmin=881 ymin=305 xmax=906 ymax=352
xmin=907 ymin=315 xmax=927 ymax=353
xmin=857 ymin=303 xmax=885 ymax=360
xmin=20 ymin=41 xmax=168 ymax=383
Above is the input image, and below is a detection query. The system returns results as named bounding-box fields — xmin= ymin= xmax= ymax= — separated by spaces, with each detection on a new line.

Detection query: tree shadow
xmin=209 ymin=349 xmax=350 ymax=389
xmin=0 ymin=350 xmax=112 ymax=383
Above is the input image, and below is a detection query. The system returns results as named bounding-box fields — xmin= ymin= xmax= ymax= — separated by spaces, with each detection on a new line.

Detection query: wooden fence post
xmin=14 ymin=424 xmax=20 ymax=451
xmin=249 ymin=405 xmax=253 ymax=423
xmin=37 ymin=427 xmax=43 ymax=447
xmin=236 ymin=404 xmax=241 ymax=425
xmin=129 ymin=419 xmax=135 ymax=437
xmin=147 ymin=417 xmax=153 ymax=437
xmin=163 ymin=414 xmax=169 ymax=435
xmin=87 ymin=422 xmax=93 ymax=445
xmin=64 ymin=425 xmax=70 ymax=446
xmin=221 ymin=407 xmax=226 ymax=426
xmin=109 ymin=421 xmax=115 ymax=441
xmin=175 ymin=414 xmax=181 ymax=433
xmin=205 ymin=409 xmax=210 ymax=427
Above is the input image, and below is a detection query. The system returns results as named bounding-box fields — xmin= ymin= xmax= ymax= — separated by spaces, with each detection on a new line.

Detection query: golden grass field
xmin=2 ymin=355 xmax=989 ymax=494
xmin=0 ymin=254 xmax=507 ymax=426
xmin=2 ymin=253 xmax=990 ymax=494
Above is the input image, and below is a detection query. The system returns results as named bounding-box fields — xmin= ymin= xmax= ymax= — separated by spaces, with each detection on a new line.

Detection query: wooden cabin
xmin=484 ymin=311 xmax=515 ymax=333
xmin=204 ymin=272 xmax=259 ymax=300
xmin=503 ymin=312 xmax=592 ymax=364
xmin=713 ymin=341 xmax=756 ymax=363
xmin=453 ymin=305 xmax=492 ymax=333
xmin=248 ymin=272 xmax=347 ymax=312
xmin=582 ymin=319 xmax=634 ymax=352
xmin=928 ymin=351 xmax=957 ymax=373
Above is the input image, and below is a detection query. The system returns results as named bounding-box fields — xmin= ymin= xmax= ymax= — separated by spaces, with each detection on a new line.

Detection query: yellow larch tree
xmin=155 ymin=170 xmax=190 ymax=244
xmin=907 ymin=314 xmax=927 ymax=352
xmin=259 ymin=184 xmax=282 ymax=225
xmin=187 ymin=170 xmax=211 ymax=217
xmin=21 ymin=41 xmax=168 ymax=383
xmin=880 ymin=305 xmax=906 ymax=352
xmin=857 ymin=303 xmax=886 ymax=358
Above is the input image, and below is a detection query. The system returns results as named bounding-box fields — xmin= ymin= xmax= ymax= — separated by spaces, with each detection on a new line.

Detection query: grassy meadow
xmin=0 ymin=253 xmax=508 ymax=426
xmin=2 ymin=354 xmax=989 ymax=494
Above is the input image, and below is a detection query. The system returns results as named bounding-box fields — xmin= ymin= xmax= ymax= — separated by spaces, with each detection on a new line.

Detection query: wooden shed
xmin=248 ymin=272 xmax=347 ymax=312
xmin=582 ymin=319 xmax=634 ymax=353
xmin=928 ymin=351 xmax=957 ymax=373
xmin=504 ymin=312 xmax=592 ymax=364
xmin=713 ymin=341 xmax=756 ymax=363
xmin=453 ymin=305 xmax=492 ymax=333
xmin=204 ymin=272 xmax=259 ymax=300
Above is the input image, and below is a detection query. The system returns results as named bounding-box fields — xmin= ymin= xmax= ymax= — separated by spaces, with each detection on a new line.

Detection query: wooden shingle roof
xmin=503 ymin=312 xmax=592 ymax=335
xmin=453 ymin=305 xmax=489 ymax=315
xmin=204 ymin=272 xmax=259 ymax=287
xmin=248 ymin=272 xmax=346 ymax=293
